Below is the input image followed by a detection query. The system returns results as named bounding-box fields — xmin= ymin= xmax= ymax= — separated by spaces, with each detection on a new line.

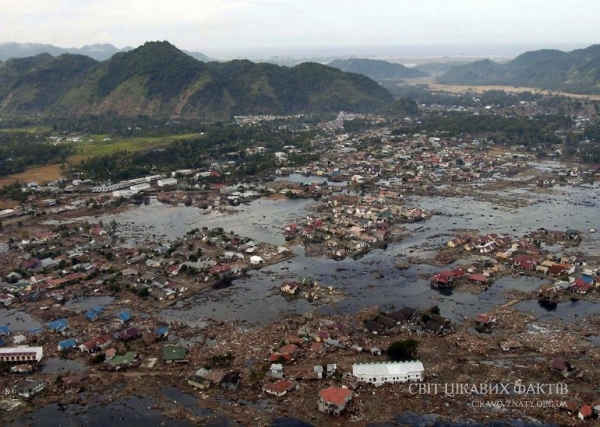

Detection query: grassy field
xmin=0 ymin=132 xmax=204 ymax=186
xmin=410 ymin=79 xmax=600 ymax=100
xmin=0 ymin=164 xmax=63 ymax=187
xmin=68 ymin=132 xmax=203 ymax=162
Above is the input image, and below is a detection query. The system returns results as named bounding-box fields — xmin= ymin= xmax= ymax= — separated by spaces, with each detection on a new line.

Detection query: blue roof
xmin=58 ymin=339 xmax=78 ymax=349
xmin=0 ymin=325 xmax=10 ymax=335
xmin=0 ymin=337 xmax=4 ymax=347
xmin=581 ymin=276 xmax=594 ymax=284
xmin=86 ymin=305 xmax=103 ymax=321
xmin=28 ymin=326 xmax=44 ymax=335
xmin=155 ymin=326 xmax=169 ymax=336
xmin=47 ymin=318 xmax=68 ymax=330
xmin=117 ymin=311 xmax=131 ymax=322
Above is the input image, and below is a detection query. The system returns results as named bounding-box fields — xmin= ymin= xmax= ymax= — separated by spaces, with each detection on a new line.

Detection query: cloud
xmin=0 ymin=0 xmax=598 ymax=52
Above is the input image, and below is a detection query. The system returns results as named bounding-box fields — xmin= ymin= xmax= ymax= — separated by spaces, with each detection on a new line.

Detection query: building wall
xmin=0 ymin=349 xmax=43 ymax=363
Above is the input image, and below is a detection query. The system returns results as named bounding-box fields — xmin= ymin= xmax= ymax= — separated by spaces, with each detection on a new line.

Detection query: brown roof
xmin=279 ymin=344 xmax=299 ymax=354
xmin=264 ymin=380 xmax=295 ymax=395
xmin=551 ymin=358 xmax=570 ymax=371
xmin=309 ymin=342 xmax=324 ymax=353
xmin=374 ymin=315 xmax=396 ymax=328
xmin=319 ymin=386 xmax=353 ymax=406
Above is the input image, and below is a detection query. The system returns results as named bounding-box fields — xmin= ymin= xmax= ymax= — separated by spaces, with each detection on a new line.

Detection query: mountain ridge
xmin=0 ymin=41 xmax=211 ymax=62
xmin=436 ymin=44 xmax=600 ymax=94
xmin=0 ymin=41 xmax=395 ymax=119
xmin=328 ymin=58 xmax=428 ymax=80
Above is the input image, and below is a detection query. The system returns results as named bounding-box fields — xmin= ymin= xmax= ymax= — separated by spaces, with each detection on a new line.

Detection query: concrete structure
xmin=0 ymin=209 xmax=15 ymax=218
xmin=0 ymin=346 xmax=44 ymax=363
xmin=352 ymin=361 xmax=424 ymax=386
xmin=112 ymin=190 xmax=137 ymax=198
xmin=318 ymin=386 xmax=353 ymax=416
xmin=157 ymin=178 xmax=178 ymax=187
xmin=130 ymin=183 xmax=151 ymax=192
xmin=13 ymin=379 xmax=46 ymax=398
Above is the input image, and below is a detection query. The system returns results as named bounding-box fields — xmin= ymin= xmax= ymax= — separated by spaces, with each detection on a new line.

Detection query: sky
xmin=1 ymin=0 xmax=598 ymax=58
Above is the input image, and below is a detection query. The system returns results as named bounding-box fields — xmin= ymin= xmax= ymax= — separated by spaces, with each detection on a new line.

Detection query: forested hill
xmin=328 ymin=58 xmax=428 ymax=80
xmin=436 ymin=44 xmax=600 ymax=94
xmin=0 ymin=41 xmax=394 ymax=119
xmin=0 ymin=41 xmax=211 ymax=62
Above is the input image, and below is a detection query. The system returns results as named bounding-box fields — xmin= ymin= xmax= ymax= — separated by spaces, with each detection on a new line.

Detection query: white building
xmin=250 ymin=255 xmax=264 ymax=265
xmin=157 ymin=178 xmax=178 ymax=187
xmin=112 ymin=190 xmax=137 ymax=198
xmin=0 ymin=346 xmax=44 ymax=363
xmin=130 ymin=183 xmax=151 ymax=192
xmin=352 ymin=361 xmax=424 ymax=386
xmin=0 ymin=209 xmax=15 ymax=218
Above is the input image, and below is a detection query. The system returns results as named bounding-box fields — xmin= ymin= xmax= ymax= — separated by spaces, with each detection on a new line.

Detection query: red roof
xmin=468 ymin=274 xmax=488 ymax=283
xmin=431 ymin=274 xmax=448 ymax=284
xmin=319 ymin=386 xmax=353 ymax=406
xmin=440 ymin=268 xmax=465 ymax=278
xmin=268 ymin=353 xmax=292 ymax=362
xmin=579 ymin=405 xmax=592 ymax=417
xmin=476 ymin=314 xmax=495 ymax=324
xmin=264 ymin=380 xmax=295 ymax=395
xmin=520 ymin=260 xmax=535 ymax=270
xmin=279 ymin=344 xmax=299 ymax=354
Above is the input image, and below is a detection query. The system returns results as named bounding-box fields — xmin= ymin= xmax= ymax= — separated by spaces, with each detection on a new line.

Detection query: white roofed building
xmin=0 ymin=346 xmax=44 ymax=363
xmin=157 ymin=178 xmax=178 ymax=187
xmin=352 ymin=361 xmax=424 ymax=386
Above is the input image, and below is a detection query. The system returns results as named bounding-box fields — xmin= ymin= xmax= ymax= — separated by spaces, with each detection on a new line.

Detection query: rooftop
xmin=352 ymin=361 xmax=424 ymax=377
xmin=319 ymin=386 xmax=353 ymax=406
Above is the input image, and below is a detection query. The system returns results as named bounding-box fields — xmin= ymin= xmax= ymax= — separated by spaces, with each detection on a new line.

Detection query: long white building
xmin=0 ymin=346 xmax=44 ymax=363
xmin=157 ymin=178 xmax=177 ymax=187
xmin=352 ymin=361 xmax=424 ymax=386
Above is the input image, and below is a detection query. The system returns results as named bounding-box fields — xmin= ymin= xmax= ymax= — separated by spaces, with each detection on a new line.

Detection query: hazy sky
xmin=2 ymin=0 xmax=598 ymax=56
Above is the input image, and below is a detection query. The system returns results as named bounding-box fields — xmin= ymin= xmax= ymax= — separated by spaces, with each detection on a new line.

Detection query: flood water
xmin=99 ymin=197 xmax=315 ymax=246
xmin=0 ymin=309 xmax=42 ymax=332
xmin=65 ymin=296 xmax=115 ymax=311
xmin=91 ymin=177 xmax=600 ymax=326
xmin=5 ymin=396 xmax=196 ymax=427
xmin=40 ymin=358 xmax=88 ymax=374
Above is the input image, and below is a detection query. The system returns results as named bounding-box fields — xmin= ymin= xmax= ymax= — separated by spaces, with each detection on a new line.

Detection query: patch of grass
xmin=68 ymin=133 xmax=204 ymax=161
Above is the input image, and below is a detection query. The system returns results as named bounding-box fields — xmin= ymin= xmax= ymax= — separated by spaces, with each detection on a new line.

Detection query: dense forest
xmin=0 ymin=131 xmax=74 ymax=176
xmin=73 ymin=122 xmax=319 ymax=181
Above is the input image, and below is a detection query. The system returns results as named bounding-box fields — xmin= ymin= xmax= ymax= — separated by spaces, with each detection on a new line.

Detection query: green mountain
xmin=0 ymin=41 xmax=394 ymax=119
xmin=413 ymin=61 xmax=472 ymax=77
xmin=437 ymin=44 xmax=600 ymax=94
xmin=0 ymin=42 xmax=211 ymax=62
xmin=328 ymin=58 xmax=428 ymax=80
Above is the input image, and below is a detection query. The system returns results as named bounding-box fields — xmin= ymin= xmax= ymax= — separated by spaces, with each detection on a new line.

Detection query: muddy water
xmin=5 ymin=396 xmax=196 ymax=427
xmin=40 ymin=358 xmax=88 ymax=374
xmin=99 ymin=197 xmax=316 ymax=246
xmin=0 ymin=309 xmax=42 ymax=332
xmin=91 ymin=178 xmax=600 ymax=325
xmin=65 ymin=296 xmax=115 ymax=311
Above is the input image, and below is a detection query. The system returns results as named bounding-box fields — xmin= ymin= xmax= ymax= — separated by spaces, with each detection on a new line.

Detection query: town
xmin=0 ymin=89 xmax=599 ymax=426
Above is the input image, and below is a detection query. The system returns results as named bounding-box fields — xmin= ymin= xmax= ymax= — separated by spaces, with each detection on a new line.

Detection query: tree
xmin=137 ymin=287 xmax=150 ymax=297
xmin=387 ymin=339 xmax=419 ymax=361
